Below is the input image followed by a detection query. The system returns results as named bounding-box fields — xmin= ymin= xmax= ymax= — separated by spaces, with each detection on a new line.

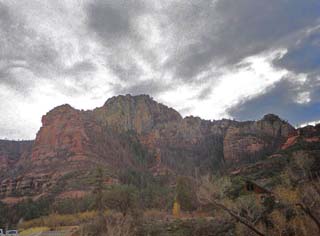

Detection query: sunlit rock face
xmin=0 ymin=95 xmax=303 ymax=198
xmin=31 ymin=104 xmax=90 ymax=163
xmin=93 ymin=94 xmax=182 ymax=134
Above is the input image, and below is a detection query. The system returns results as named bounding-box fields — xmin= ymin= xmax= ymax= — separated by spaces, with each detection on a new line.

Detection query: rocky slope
xmin=0 ymin=94 xmax=309 ymax=199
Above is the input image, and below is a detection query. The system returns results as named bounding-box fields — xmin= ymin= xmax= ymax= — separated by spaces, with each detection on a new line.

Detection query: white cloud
xmin=296 ymin=91 xmax=311 ymax=104
xmin=158 ymin=50 xmax=288 ymax=119
xmin=299 ymin=120 xmax=320 ymax=127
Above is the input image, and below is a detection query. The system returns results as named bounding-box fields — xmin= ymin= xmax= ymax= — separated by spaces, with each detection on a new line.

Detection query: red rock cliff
xmin=223 ymin=114 xmax=295 ymax=164
xmin=0 ymin=95 xmax=300 ymax=198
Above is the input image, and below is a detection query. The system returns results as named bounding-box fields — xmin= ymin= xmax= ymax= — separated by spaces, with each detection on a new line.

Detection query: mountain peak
xmin=262 ymin=113 xmax=282 ymax=122
xmin=103 ymin=94 xmax=153 ymax=107
xmin=96 ymin=94 xmax=182 ymax=134
xmin=46 ymin=104 xmax=76 ymax=115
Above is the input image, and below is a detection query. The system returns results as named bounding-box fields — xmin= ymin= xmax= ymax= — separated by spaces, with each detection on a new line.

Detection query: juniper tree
xmin=92 ymin=167 xmax=106 ymax=235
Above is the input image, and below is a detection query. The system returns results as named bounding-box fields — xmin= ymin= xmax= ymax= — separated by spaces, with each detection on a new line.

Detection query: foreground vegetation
xmin=1 ymin=145 xmax=320 ymax=235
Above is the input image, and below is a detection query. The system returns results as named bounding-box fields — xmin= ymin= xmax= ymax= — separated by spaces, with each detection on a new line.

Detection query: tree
xmin=91 ymin=168 xmax=107 ymax=236
xmin=104 ymin=185 xmax=139 ymax=217
xmin=197 ymin=177 xmax=266 ymax=236
xmin=93 ymin=168 xmax=104 ymax=213
xmin=104 ymin=185 xmax=142 ymax=236
xmin=0 ymin=202 xmax=8 ymax=227
xmin=176 ymin=176 xmax=198 ymax=211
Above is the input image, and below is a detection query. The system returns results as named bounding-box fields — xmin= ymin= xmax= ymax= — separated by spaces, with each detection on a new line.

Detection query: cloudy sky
xmin=0 ymin=0 xmax=320 ymax=139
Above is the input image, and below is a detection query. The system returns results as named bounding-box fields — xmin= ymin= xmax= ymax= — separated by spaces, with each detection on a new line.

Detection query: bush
xmin=4 ymin=197 xmax=52 ymax=226
xmin=104 ymin=185 xmax=139 ymax=217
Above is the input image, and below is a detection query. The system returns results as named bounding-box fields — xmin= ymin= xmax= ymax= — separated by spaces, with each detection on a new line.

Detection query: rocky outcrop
xmin=281 ymin=123 xmax=320 ymax=150
xmin=0 ymin=174 xmax=53 ymax=196
xmin=31 ymin=104 xmax=92 ymax=164
xmin=223 ymin=114 xmax=295 ymax=164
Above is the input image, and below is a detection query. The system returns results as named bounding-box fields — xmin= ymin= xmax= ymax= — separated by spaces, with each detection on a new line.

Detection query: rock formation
xmin=0 ymin=94 xmax=310 ymax=199
xmin=223 ymin=114 xmax=295 ymax=164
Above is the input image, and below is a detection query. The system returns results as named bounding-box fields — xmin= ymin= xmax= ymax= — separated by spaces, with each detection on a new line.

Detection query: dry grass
xmin=19 ymin=212 xmax=96 ymax=230
xmin=20 ymin=227 xmax=49 ymax=236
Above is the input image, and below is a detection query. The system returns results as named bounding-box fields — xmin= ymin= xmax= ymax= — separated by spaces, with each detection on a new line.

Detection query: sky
xmin=0 ymin=0 xmax=320 ymax=139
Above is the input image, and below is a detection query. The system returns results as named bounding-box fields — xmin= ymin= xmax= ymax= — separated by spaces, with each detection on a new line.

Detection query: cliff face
xmin=0 ymin=95 xmax=301 ymax=199
xmin=93 ymin=94 xmax=182 ymax=134
xmin=31 ymin=104 xmax=91 ymax=164
xmin=29 ymin=96 xmax=295 ymax=171
xmin=223 ymin=114 xmax=296 ymax=164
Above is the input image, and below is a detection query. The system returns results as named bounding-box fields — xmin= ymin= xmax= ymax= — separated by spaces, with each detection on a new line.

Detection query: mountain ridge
xmin=0 ymin=94 xmax=317 ymax=200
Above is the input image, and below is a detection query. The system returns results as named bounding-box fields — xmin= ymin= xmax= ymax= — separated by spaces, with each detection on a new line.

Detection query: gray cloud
xmin=227 ymin=77 xmax=320 ymax=125
xmin=113 ymin=79 xmax=172 ymax=96
xmin=197 ymin=86 xmax=212 ymax=100
xmin=163 ymin=0 xmax=320 ymax=81
xmin=87 ymin=0 xmax=136 ymax=40
xmin=0 ymin=3 xmax=56 ymax=90
xmin=0 ymin=2 xmax=99 ymax=95
xmin=84 ymin=0 xmax=168 ymax=96
xmin=86 ymin=0 xmax=148 ymax=84
xmin=63 ymin=60 xmax=97 ymax=77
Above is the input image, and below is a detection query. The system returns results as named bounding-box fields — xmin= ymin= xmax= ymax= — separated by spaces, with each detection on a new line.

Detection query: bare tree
xmin=197 ymin=177 xmax=266 ymax=236
xmin=296 ymin=203 xmax=320 ymax=232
